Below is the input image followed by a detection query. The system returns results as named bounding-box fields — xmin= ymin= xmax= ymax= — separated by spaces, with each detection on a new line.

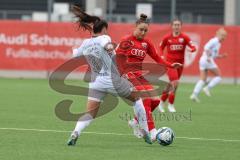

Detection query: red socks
xmin=161 ymin=91 xmax=169 ymax=102
xmin=168 ymin=92 xmax=175 ymax=104
xmin=143 ymin=98 xmax=155 ymax=131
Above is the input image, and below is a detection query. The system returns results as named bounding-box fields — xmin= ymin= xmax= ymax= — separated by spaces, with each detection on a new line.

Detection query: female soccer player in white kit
xmin=67 ymin=5 xmax=152 ymax=146
xmin=190 ymin=28 xmax=227 ymax=102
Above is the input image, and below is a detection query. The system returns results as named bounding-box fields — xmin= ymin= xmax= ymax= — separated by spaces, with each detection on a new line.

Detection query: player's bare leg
xmin=203 ymin=68 xmax=221 ymax=97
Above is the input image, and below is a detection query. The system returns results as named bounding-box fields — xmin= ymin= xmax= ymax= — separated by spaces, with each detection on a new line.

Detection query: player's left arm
xmin=185 ymin=35 xmax=197 ymax=52
xmin=213 ymin=43 xmax=227 ymax=59
xmin=147 ymin=40 xmax=182 ymax=68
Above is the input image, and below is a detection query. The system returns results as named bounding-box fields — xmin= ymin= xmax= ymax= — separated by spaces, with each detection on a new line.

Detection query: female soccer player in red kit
xmin=157 ymin=19 xmax=196 ymax=112
xmin=116 ymin=14 xmax=182 ymax=142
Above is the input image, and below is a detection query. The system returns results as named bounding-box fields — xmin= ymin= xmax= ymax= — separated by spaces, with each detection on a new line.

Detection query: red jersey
xmin=116 ymin=34 xmax=171 ymax=75
xmin=159 ymin=33 xmax=196 ymax=63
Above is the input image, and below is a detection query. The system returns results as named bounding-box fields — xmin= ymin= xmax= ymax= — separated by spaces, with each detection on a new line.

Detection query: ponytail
xmin=71 ymin=4 xmax=101 ymax=32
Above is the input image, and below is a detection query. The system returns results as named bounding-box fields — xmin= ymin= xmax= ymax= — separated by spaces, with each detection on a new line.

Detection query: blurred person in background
xmin=190 ymin=28 xmax=227 ymax=102
xmin=157 ymin=19 xmax=196 ymax=112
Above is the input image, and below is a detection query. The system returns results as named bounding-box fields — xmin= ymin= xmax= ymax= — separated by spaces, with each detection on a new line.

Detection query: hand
xmin=171 ymin=63 xmax=183 ymax=69
xmin=72 ymin=47 xmax=79 ymax=58
xmin=189 ymin=47 xmax=196 ymax=52
xmin=186 ymin=46 xmax=196 ymax=52
xmin=105 ymin=42 xmax=117 ymax=53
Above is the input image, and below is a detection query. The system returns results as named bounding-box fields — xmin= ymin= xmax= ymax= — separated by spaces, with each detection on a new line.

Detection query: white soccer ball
xmin=156 ymin=127 xmax=175 ymax=146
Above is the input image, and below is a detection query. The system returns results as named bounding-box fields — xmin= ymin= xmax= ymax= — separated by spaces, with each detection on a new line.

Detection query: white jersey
xmin=201 ymin=37 xmax=221 ymax=59
xmin=199 ymin=37 xmax=220 ymax=70
xmin=73 ymin=35 xmax=118 ymax=76
xmin=72 ymin=35 xmax=132 ymax=100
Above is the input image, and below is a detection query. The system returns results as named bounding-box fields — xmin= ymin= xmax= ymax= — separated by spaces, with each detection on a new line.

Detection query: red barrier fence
xmin=0 ymin=20 xmax=239 ymax=79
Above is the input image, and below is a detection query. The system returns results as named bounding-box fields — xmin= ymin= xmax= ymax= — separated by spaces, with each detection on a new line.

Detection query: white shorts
xmin=199 ymin=56 xmax=218 ymax=70
xmin=88 ymin=74 xmax=133 ymax=102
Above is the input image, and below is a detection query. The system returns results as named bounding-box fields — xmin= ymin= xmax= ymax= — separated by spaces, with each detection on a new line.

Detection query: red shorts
xmin=166 ymin=58 xmax=184 ymax=81
xmin=128 ymin=75 xmax=154 ymax=91
xmin=167 ymin=68 xmax=183 ymax=81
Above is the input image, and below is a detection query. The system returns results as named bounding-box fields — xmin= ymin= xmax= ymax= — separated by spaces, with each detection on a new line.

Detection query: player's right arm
xmin=147 ymin=39 xmax=182 ymax=69
xmin=184 ymin=34 xmax=196 ymax=52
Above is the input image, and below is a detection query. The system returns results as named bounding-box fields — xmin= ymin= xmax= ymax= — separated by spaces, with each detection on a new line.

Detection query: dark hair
xmin=171 ymin=18 xmax=183 ymax=25
xmin=136 ymin=14 xmax=149 ymax=25
xmin=71 ymin=4 xmax=108 ymax=33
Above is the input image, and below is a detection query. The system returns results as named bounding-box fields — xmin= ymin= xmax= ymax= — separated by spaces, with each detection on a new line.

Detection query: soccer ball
xmin=156 ymin=127 xmax=175 ymax=146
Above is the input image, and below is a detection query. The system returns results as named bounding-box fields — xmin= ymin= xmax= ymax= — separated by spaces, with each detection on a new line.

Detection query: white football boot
xmin=168 ymin=104 xmax=176 ymax=112
xmin=203 ymin=86 xmax=211 ymax=97
xmin=157 ymin=101 xmax=165 ymax=113
xmin=190 ymin=93 xmax=200 ymax=103
xmin=150 ymin=128 xmax=158 ymax=142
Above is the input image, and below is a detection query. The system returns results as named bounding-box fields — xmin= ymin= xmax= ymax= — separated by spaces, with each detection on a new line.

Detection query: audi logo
xmin=131 ymin=49 xmax=146 ymax=57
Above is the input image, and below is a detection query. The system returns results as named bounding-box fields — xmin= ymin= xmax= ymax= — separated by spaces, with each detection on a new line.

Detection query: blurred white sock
xmin=74 ymin=113 xmax=93 ymax=136
xmin=208 ymin=76 xmax=221 ymax=89
xmin=193 ymin=80 xmax=205 ymax=95
xmin=133 ymin=99 xmax=149 ymax=134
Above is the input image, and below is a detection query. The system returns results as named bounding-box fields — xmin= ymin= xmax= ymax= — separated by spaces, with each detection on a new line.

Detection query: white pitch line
xmin=176 ymin=136 xmax=240 ymax=142
xmin=0 ymin=127 xmax=240 ymax=143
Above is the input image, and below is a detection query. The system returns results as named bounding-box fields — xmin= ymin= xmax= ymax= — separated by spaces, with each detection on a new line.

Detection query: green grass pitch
xmin=0 ymin=78 xmax=240 ymax=160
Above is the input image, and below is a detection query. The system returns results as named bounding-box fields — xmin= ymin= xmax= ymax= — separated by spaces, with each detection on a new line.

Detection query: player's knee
xmin=171 ymin=80 xmax=179 ymax=89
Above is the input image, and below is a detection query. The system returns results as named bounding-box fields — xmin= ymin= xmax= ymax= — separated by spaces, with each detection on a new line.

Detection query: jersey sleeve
xmin=147 ymin=39 xmax=172 ymax=67
xmin=100 ymin=35 xmax=112 ymax=48
xmin=72 ymin=45 xmax=84 ymax=58
xmin=115 ymin=36 xmax=132 ymax=55
xmin=159 ymin=35 xmax=168 ymax=57
xmin=115 ymin=36 xmax=130 ymax=75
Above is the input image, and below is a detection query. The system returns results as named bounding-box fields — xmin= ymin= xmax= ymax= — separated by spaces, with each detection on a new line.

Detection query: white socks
xmin=133 ymin=99 xmax=149 ymax=134
xmin=207 ymin=76 xmax=221 ymax=89
xmin=193 ymin=76 xmax=222 ymax=96
xmin=193 ymin=80 xmax=205 ymax=96
xmin=73 ymin=113 xmax=93 ymax=136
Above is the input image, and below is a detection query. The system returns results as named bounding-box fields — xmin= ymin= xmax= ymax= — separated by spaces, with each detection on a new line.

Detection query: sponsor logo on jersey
xmin=141 ymin=42 xmax=148 ymax=49
xmin=179 ymin=38 xmax=184 ymax=43
xmin=131 ymin=49 xmax=146 ymax=57
xmin=170 ymin=45 xmax=184 ymax=50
